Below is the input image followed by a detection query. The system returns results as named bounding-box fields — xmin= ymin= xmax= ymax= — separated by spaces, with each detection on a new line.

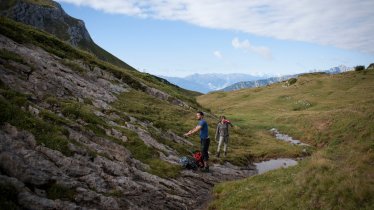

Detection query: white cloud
xmin=57 ymin=0 xmax=374 ymax=53
xmin=232 ymin=37 xmax=272 ymax=59
xmin=213 ymin=50 xmax=223 ymax=59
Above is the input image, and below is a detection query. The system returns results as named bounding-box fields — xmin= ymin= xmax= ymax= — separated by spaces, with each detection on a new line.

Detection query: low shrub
xmin=354 ymin=65 xmax=365 ymax=71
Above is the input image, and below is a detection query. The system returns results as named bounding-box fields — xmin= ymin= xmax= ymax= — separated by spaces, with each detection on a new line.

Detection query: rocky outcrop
xmin=0 ymin=34 xmax=127 ymax=109
xmin=0 ymin=0 xmax=91 ymax=47
xmin=0 ymin=123 xmax=255 ymax=209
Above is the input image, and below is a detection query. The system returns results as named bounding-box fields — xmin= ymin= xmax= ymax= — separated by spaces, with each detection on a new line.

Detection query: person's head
xmin=220 ymin=116 xmax=226 ymax=123
xmin=196 ymin=111 xmax=204 ymax=120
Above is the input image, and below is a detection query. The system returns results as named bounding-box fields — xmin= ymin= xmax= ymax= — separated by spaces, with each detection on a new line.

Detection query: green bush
xmin=288 ymin=78 xmax=297 ymax=85
xmin=354 ymin=65 xmax=365 ymax=71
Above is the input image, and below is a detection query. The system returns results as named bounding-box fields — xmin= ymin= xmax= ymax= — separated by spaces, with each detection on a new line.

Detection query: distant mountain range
xmin=159 ymin=73 xmax=267 ymax=93
xmin=222 ymin=65 xmax=353 ymax=92
xmin=160 ymin=65 xmax=353 ymax=93
xmin=221 ymin=75 xmax=297 ymax=92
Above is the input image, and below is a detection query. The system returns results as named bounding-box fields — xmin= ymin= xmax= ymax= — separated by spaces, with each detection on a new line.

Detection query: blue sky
xmin=57 ymin=0 xmax=373 ymax=77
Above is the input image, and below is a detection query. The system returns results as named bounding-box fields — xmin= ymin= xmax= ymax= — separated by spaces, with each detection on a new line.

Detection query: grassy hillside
xmin=198 ymin=71 xmax=374 ymax=209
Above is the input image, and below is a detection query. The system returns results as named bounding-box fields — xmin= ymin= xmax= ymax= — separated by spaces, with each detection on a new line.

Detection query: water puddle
xmin=270 ymin=128 xmax=310 ymax=146
xmin=254 ymin=158 xmax=298 ymax=174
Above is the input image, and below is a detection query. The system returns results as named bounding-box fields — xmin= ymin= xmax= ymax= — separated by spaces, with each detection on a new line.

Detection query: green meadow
xmin=198 ymin=70 xmax=374 ymax=209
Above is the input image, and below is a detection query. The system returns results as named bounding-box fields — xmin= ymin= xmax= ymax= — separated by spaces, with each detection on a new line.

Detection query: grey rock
xmin=0 ymin=1 xmax=92 ymax=48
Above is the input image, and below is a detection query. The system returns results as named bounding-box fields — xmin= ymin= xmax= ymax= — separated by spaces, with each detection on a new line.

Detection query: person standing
xmin=215 ymin=116 xmax=233 ymax=158
xmin=184 ymin=111 xmax=210 ymax=172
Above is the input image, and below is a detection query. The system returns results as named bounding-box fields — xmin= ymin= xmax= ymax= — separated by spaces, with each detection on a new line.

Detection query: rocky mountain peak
xmin=0 ymin=0 xmax=135 ymax=69
xmin=1 ymin=0 xmax=92 ymax=47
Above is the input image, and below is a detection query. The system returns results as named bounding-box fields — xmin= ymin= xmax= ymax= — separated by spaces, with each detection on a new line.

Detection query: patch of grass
xmin=0 ymin=89 xmax=73 ymax=156
xmin=61 ymin=59 xmax=86 ymax=74
xmin=113 ymin=90 xmax=196 ymax=135
xmin=25 ymin=0 xmax=58 ymax=8
xmin=292 ymin=99 xmax=312 ymax=111
xmin=104 ymin=189 xmax=123 ymax=197
xmin=148 ymin=159 xmax=181 ymax=179
xmin=46 ymin=183 xmax=75 ymax=201
xmin=119 ymin=127 xmax=182 ymax=178
xmin=61 ymin=100 xmax=105 ymax=125
xmin=0 ymin=48 xmax=27 ymax=64
xmin=40 ymin=109 xmax=72 ymax=126
xmin=44 ymin=95 xmax=60 ymax=106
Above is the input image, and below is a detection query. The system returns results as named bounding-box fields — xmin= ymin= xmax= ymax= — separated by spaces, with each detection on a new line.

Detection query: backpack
xmin=179 ymin=156 xmax=198 ymax=170
xmin=192 ymin=151 xmax=204 ymax=168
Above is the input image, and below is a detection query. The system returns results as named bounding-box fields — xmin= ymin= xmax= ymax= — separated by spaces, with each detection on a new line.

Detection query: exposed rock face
xmin=0 ymin=0 xmax=92 ymax=47
xmin=0 ymin=33 xmax=256 ymax=209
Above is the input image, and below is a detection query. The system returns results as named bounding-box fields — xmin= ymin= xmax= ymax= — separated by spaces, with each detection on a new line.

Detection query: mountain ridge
xmin=0 ymin=0 xmax=135 ymax=70
xmin=159 ymin=73 xmax=267 ymax=93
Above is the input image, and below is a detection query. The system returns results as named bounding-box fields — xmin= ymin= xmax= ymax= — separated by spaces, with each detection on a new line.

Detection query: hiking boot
xmin=216 ymin=151 xmax=220 ymax=158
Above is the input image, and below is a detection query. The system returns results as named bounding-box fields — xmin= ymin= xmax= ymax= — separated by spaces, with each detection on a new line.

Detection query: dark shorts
xmin=200 ymin=137 xmax=210 ymax=161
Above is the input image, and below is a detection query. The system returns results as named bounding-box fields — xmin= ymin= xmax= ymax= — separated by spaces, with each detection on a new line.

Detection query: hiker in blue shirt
xmin=184 ymin=111 xmax=210 ymax=172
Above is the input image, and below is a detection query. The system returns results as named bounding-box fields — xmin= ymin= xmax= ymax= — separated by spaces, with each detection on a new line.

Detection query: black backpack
xmin=179 ymin=156 xmax=198 ymax=170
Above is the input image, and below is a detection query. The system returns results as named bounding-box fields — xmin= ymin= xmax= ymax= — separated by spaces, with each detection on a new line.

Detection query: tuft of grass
xmin=61 ymin=59 xmax=86 ymax=74
xmin=104 ymin=189 xmax=123 ymax=197
xmin=46 ymin=183 xmax=75 ymax=201
xmin=0 ymin=48 xmax=27 ymax=64
xmin=148 ymin=159 xmax=181 ymax=179
xmin=44 ymin=95 xmax=60 ymax=106
xmin=61 ymin=100 xmax=105 ymax=125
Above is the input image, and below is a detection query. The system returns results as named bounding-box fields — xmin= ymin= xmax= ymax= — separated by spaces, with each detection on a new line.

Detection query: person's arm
xmin=184 ymin=125 xmax=202 ymax=137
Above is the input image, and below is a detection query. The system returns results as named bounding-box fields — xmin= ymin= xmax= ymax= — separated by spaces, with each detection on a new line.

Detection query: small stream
xmin=270 ymin=128 xmax=310 ymax=146
xmin=252 ymin=128 xmax=310 ymax=174
xmin=254 ymin=158 xmax=298 ymax=174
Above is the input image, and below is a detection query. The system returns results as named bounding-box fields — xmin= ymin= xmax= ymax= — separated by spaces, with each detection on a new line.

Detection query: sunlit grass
xmin=199 ymin=70 xmax=374 ymax=209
